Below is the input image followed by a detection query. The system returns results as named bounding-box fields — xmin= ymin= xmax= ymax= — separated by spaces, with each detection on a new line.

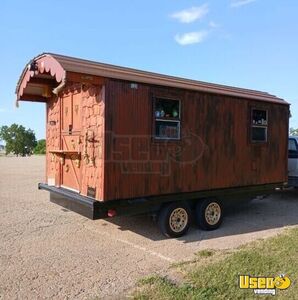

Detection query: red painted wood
xmin=17 ymin=55 xmax=65 ymax=101
xmin=46 ymin=96 xmax=61 ymax=186
xmin=62 ymin=94 xmax=72 ymax=132
xmin=80 ymin=84 xmax=105 ymax=200
xmin=59 ymin=87 xmax=81 ymax=191
xmin=45 ymin=81 xmax=105 ymax=200
xmin=103 ymin=79 xmax=289 ymax=201
xmin=44 ymin=75 xmax=288 ymax=202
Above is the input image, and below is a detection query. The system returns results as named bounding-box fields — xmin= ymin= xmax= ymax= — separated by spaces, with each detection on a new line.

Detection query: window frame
xmin=251 ymin=108 xmax=268 ymax=143
xmin=153 ymin=96 xmax=181 ymax=141
xmin=288 ymin=138 xmax=298 ymax=159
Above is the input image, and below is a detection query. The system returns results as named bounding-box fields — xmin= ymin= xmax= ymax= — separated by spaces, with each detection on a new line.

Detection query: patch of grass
xmin=133 ymin=228 xmax=298 ymax=300
xmin=135 ymin=276 xmax=199 ymax=300
xmin=196 ymin=249 xmax=215 ymax=258
xmin=171 ymin=249 xmax=220 ymax=268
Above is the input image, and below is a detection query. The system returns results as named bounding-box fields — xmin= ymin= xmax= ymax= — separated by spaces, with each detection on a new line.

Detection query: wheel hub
xmin=169 ymin=208 xmax=188 ymax=233
xmin=205 ymin=202 xmax=221 ymax=225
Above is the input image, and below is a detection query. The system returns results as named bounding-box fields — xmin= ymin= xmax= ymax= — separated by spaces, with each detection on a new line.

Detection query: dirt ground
xmin=1 ymin=156 xmax=298 ymax=299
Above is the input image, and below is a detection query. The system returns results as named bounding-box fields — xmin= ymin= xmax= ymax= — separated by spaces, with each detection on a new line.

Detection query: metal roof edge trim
xmin=16 ymin=53 xmax=289 ymax=105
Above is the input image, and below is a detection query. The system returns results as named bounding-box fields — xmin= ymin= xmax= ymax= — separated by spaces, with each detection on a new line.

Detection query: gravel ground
xmin=1 ymin=156 xmax=298 ymax=299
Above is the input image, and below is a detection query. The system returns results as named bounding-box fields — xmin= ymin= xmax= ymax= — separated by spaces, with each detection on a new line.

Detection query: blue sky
xmin=0 ymin=0 xmax=297 ymax=140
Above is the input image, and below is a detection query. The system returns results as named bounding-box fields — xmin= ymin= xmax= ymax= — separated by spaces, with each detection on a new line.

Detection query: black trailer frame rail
xmin=38 ymin=182 xmax=284 ymax=220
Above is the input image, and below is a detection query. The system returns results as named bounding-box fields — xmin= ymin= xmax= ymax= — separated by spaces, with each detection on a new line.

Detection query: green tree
xmin=290 ymin=127 xmax=298 ymax=136
xmin=34 ymin=139 xmax=46 ymax=154
xmin=0 ymin=124 xmax=37 ymax=156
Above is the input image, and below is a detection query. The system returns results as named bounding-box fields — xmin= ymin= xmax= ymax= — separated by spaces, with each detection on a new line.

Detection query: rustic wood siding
xmin=45 ymin=82 xmax=105 ymax=200
xmin=104 ymin=79 xmax=288 ymax=201
xmin=80 ymin=84 xmax=105 ymax=200
xmin=46 ymin=96 xmax=61 ymax=186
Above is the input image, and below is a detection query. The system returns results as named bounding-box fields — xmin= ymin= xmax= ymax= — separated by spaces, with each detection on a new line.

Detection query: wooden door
xmin=61 ymin=90 xmax=82 ymax=192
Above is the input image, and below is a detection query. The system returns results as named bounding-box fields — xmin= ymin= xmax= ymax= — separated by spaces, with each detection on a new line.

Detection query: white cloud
xmin=209 ymin=21 xmax=220 ymax=28
xmin=175 ymin=30 xmax=209 ymax=46
xmin=231 ymin=0 xmax=257 ymax=8
xmin=171 ymin=5 xmax=209 ymax=23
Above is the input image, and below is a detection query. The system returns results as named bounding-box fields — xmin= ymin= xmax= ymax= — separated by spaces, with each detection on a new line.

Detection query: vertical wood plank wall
xmin=104 ymin=79 xmax=289 ymax=201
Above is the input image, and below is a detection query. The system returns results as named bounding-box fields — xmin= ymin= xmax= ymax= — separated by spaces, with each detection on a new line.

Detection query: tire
xmin=158 ymin=202 xmax=191 ymax=238
xmin=196 ymin=198 xmax=223 ymax=230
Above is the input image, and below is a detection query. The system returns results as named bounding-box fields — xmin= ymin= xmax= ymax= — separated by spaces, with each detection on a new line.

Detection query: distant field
xmin=0 ymin=153 xmax=11 ymax=157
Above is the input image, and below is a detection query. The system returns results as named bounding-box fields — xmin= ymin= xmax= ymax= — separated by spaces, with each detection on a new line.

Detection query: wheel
xmin=196 ymin=198 xmax=223 ymax=230
xmin=158 ymin=202 xmax=191 ymax=238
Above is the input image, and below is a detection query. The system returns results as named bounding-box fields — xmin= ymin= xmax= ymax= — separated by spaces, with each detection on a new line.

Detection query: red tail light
xmin=108 ymin=209 xmax=117 ymax=217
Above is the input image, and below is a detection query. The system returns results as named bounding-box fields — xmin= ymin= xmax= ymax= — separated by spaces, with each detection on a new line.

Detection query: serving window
xmin=154 ymin=97 xmax=180 ymax=140
xmin=251 ymin=109 xmax=268 ymax=142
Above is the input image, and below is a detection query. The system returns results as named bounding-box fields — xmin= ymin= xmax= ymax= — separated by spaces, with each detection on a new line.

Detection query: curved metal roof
xmin=16 ymin=53 xmax=288 ymax=105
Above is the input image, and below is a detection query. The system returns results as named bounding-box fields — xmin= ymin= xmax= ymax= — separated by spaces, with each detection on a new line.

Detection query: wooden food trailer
xmin=16 ymin=53 xmax=289 ymax=237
